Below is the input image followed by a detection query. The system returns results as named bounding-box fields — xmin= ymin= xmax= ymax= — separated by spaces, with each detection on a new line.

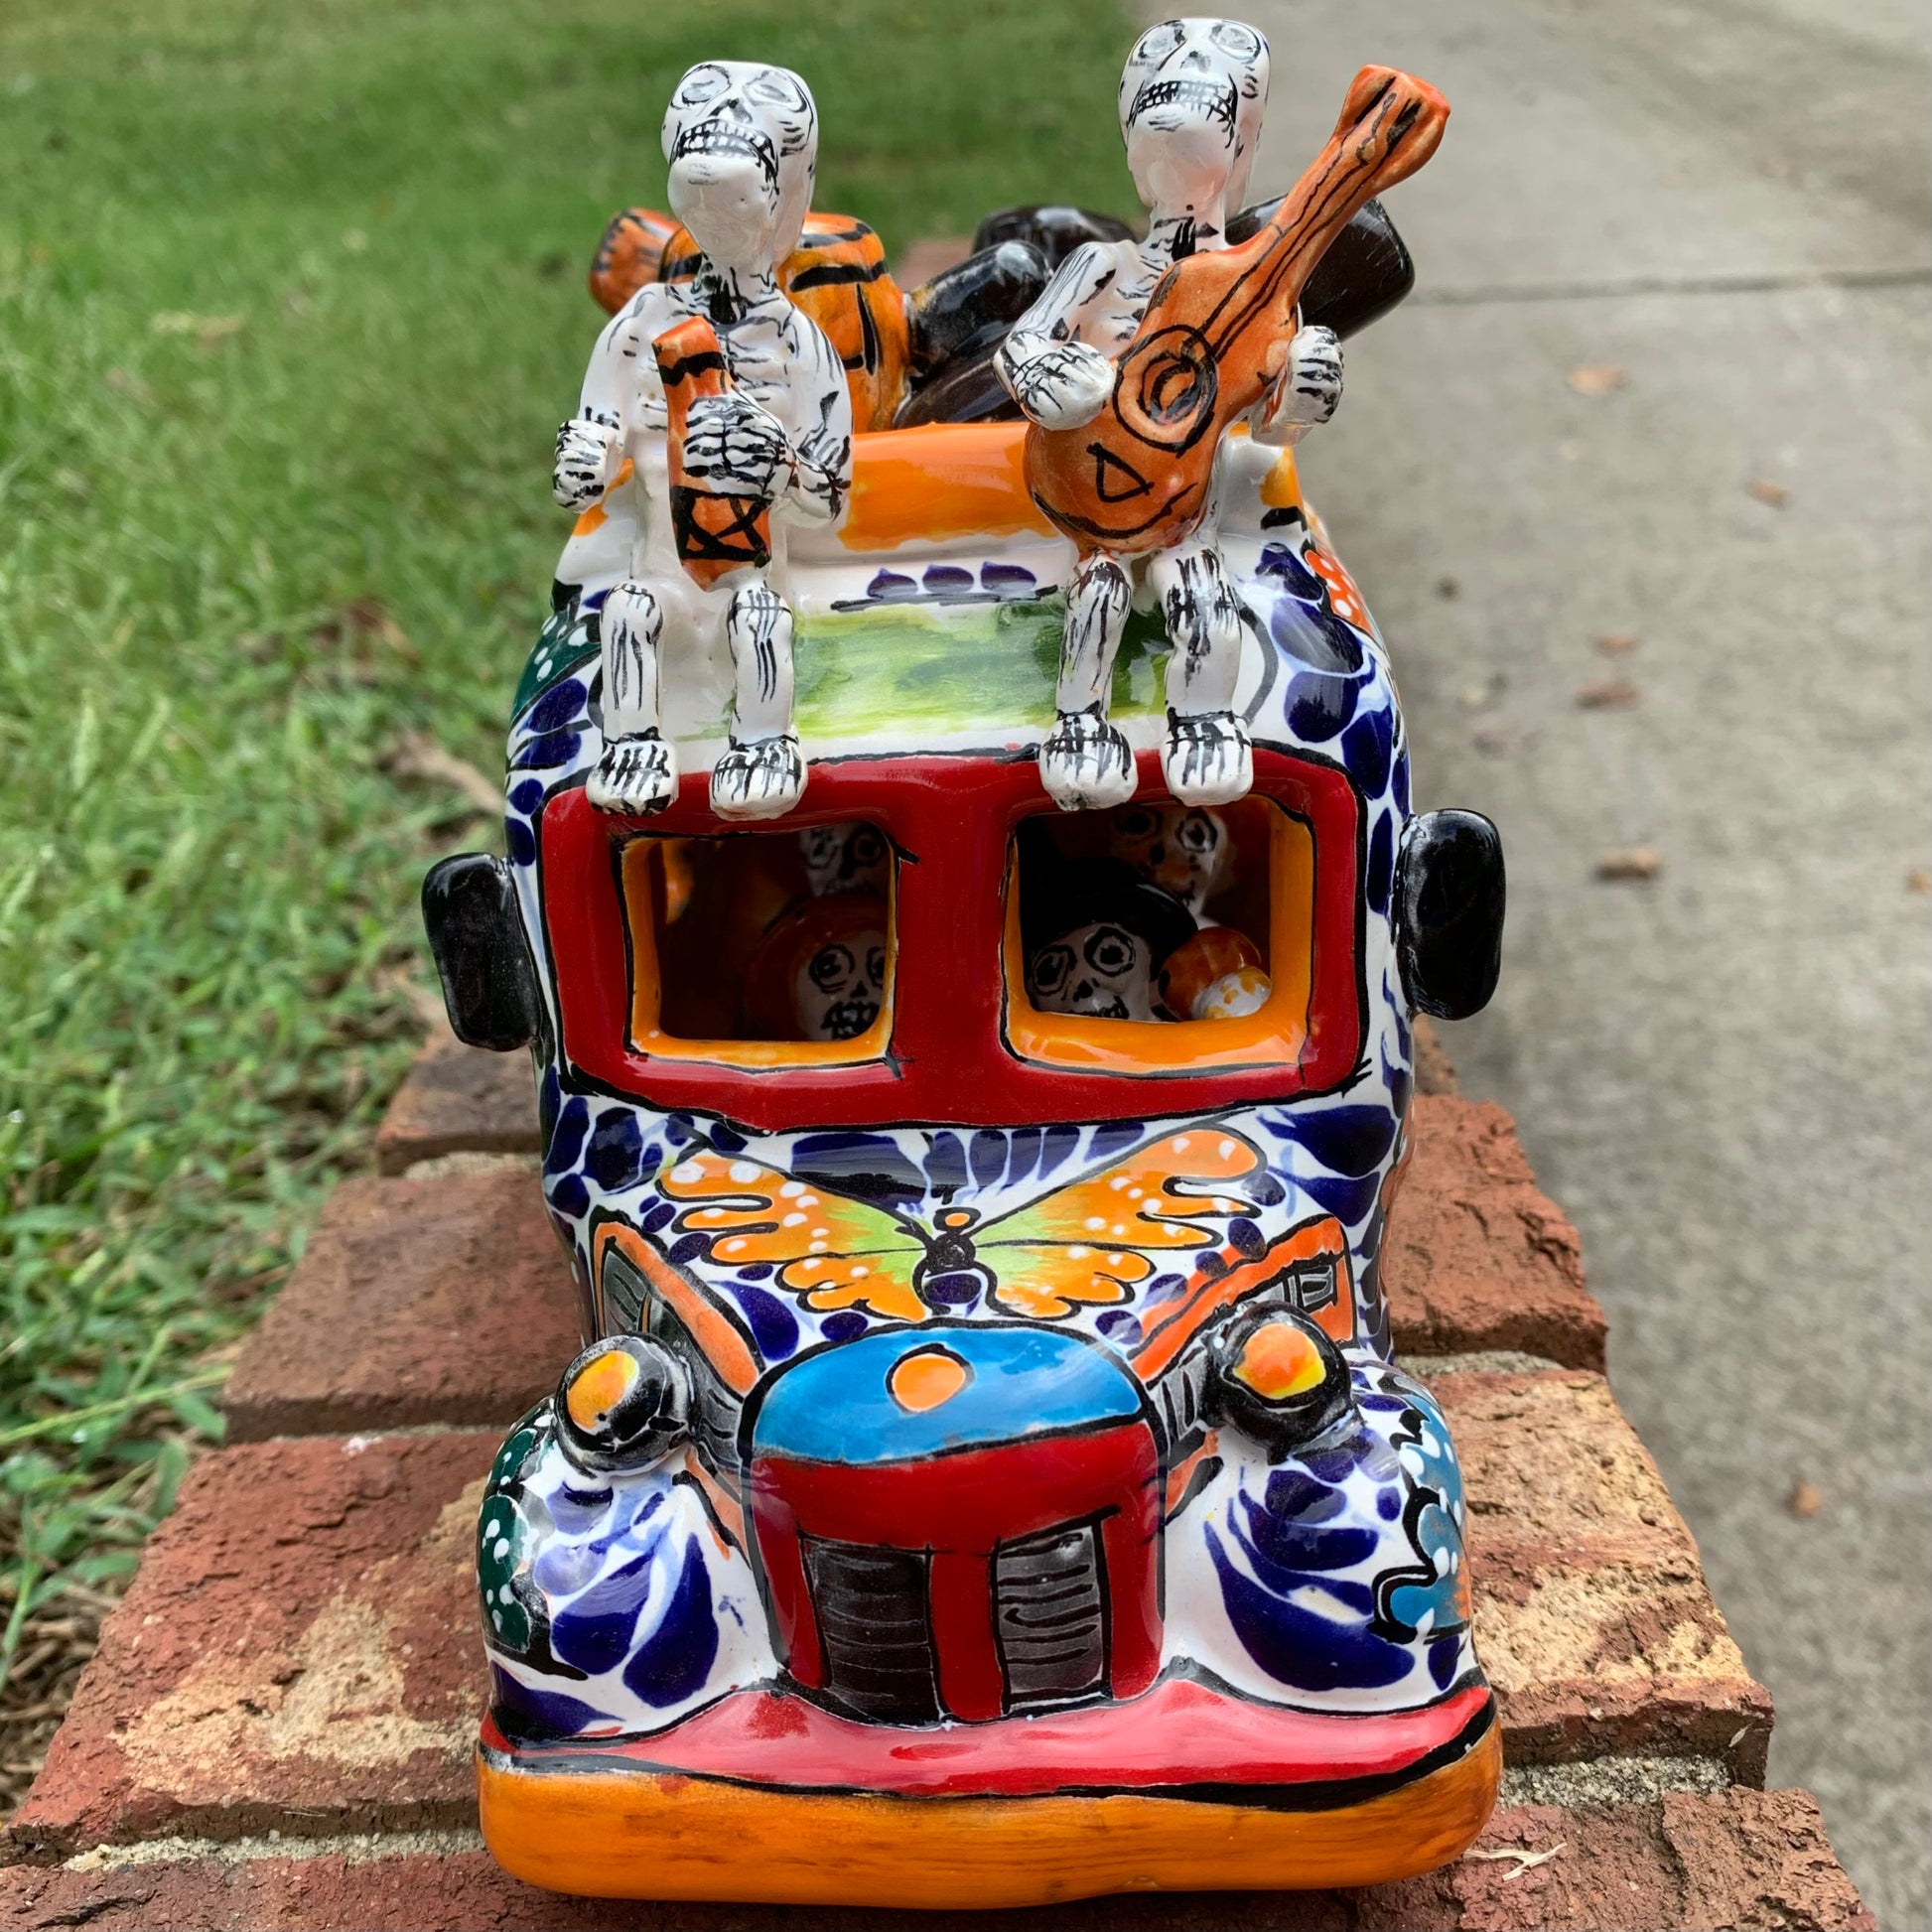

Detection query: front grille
xmin=800 ymin=1537 xmax=939 ymax=1724
xmin=993 ymin=1521 xmax=1108 ymax=1707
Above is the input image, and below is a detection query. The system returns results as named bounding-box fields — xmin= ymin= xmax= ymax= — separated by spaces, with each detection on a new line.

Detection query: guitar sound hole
xmin=1118 ymin=326 xmax=1217 ymax=446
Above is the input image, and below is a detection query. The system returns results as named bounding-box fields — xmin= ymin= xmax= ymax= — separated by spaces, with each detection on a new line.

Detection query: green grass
xmin=0 ymin=0 xmax=1134 ymax=1761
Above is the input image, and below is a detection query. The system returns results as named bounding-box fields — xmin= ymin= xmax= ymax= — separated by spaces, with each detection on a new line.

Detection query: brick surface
xmin=11 ymin=1368 xmax=1765 ymax=1861
xmin=0 ymin=1790 xmax=1872 ymax=1929
xmin=1441 ymin=1370 xmax=1774 ymax=1783
xmin=3 ymin=1434 xmax=498 ymax=1863
xmin=222 ymin=1173 xmax=584 ymax=1443
xmin=1385 ymin=1097 xmax=1606 ymax=1370
xmin=375 ymin=1035 xmax=539 ymax=1176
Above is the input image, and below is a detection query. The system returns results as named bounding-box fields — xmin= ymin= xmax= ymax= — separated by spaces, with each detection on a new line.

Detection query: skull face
xmin=795 ymin=930 xmax=888 ymax=1040
xmin=799 ymin=820 xmax=891 ymax=899
xmin=1027 ymin=920 xmax=1159 ymax=1022
xmin=661 ymin=61 xmax=818 ymax=272
xmin=1117 ymin=18 xmax=1270 ymax=215
xmin=1108 ymin=801 xmax=1229 ymax=918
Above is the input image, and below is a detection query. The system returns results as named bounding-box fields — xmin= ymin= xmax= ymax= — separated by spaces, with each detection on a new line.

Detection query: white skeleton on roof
xmin=553 ymin=61 xmax=853 ymax=821
xmin=996 ymin=19 xmax=1344 ymax=812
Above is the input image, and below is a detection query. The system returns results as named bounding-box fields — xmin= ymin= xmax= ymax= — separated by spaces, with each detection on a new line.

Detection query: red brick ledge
xmin=0 ymin=1790 xmax=1874 ymax=1930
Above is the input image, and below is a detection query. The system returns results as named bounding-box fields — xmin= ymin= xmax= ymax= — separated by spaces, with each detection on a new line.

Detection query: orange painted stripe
xmin=840 ymin=423 xmax=1054 ymax=551
xmin=477 ymin=1722 xmax=1500 ymax=1907
xmin=595 ymin=1222 xmax=759 ymax=1395
xmin=1132 ymin=1216 xmax=1352 ymax=1381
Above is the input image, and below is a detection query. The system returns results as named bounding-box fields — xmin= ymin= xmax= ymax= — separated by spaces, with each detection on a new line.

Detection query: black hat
xmin=1020 ymin=855 xmax=1196 ymax=967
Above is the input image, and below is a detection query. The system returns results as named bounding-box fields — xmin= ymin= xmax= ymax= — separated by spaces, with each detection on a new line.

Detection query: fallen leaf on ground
xmin=1788 ymin=1477 xmax=1824 ymax=1519
xmin=1466 ymin=1843 xmax=1567 ymax=1881
xmin=1437 ymin=575 xmax=1460 ymax=600
xmin=381 ymin=732 xmax=501 ymax=815
xmin=1594 ymin=631 xmax=1638 ymax=655
xmin=1578 ymin=679 xmax=1639 ymax=708
xmin=1567 ymin=364 xmax=1625 ymax=395
xmin=1906 ymin=867 xmax=1930 ymax=895
xmin=1596 ymin=847 xmax=1662 ymax=881
xmin=1747 ymin=478 xmax=1790 ymax=507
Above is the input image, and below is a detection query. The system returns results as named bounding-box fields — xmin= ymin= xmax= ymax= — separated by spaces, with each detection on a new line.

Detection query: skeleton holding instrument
xmin=997 ymin=18 xmax=1345 ymax=813
xmin=554 ymin=60 xmax=853 ymax=821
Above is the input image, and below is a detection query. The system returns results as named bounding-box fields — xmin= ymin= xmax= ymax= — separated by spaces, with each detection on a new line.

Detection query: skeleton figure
xmin=799 ymin=819 xmax=892 ymax=899
xmin=1107 ymin=800 xmax=1230 ymax=920
xmin=1023 ymin=862 xmax=1197 ymax=1022
xmin=995 ymin=20 xmax=1344 ymax=812
xmin=746 ymin=893 xmax=888 ymax=1040
xmin=795 ymin=931 xmax=888 ymax=1039
xmin=556 ymin=62 xmax=854 ymax=821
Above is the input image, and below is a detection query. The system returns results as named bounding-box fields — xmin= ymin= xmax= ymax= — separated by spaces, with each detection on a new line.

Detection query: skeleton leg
xmin=711 ymin=578 xmax=806 ymax=821
xmin=1151 ymin=542 xmax=1253 ymax=807
xmin=587 ymin=580 xmax=679 ymax=816
xmin=1040 ymin=554 xmax=1136 ymax=812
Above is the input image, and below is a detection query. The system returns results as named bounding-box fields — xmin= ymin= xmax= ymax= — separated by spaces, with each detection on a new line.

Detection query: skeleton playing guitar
xmin=1025 ymin=66 xmax=1449 ymax=555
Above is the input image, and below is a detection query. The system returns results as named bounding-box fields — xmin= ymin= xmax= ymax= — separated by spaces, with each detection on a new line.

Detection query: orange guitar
xmin=1025 ymin=66 xmax=1449 ymax=555
xmin=653 ymin=315 xmax=774 ymax=588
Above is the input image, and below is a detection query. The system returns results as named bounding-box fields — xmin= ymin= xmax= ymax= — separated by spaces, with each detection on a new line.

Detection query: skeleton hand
xmin=681 ymin=392 xmax=793 ymax=500
xmin=552 ymin=415 xmax=623 ymax=510
xmin=1002 ymin=336 xmax=1116 ymax=431
xmin=1256 ymin=325 xmax=1343 ymax=446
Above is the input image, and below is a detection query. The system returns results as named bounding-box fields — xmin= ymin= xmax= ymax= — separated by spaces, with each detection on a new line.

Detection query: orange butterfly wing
xmin=658 ymin=1152 xmax=928 ymax=1324
xmin=979 ymin=1127 xmax=1265 ymax=1319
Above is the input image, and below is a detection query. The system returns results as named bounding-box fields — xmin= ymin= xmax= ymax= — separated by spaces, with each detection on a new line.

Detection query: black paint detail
xmin=655 ymin=346 xmax=729 ymax=386
xmin=1395 ymin=810 xmax=1505 ymax=1020
xmin=904 ymin=240 xmax=1049 ymax=377
xmin=786 ymin=256 xmax=890 ymax=292
xmin=422 ymin=853 xmax=539 ymax=1051
xmin=1206 ymin=1308 xmax=1354 ymax=1457
xmin=994 ymin=1520 xmax=1109 ymax=1708
xmin=667 ymin=483 xmax=771 ymax=570
xmin=801 ymin=1538 xmax=940 ymax=1724
xmin=1226 ymin=198 xmax=1416 ymax=342
xmin=554 ymin=1334 xmax=691 ymax=1475
xmin=971 ymin=205 xmax=1138 ymax=270
xmin=894 ymin=353 xmax=1021 ymax=427
xmin=1091 ymin=441 xmax=1153 ymax=501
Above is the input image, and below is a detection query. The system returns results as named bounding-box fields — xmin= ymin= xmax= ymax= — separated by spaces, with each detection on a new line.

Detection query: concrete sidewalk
xmin=1236 ymin=1 xmax=1929 ymax=1922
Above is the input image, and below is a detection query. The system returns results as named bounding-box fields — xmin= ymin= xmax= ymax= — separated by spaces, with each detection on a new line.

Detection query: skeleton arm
xmin=773 ymin=318 xmax=853 ymax=526
xmin=994 ymin=242 xmax=1122 ymax=431
xmin=552 ymin=294 xmax=670 ymax=509
xmin=1251 ymin=322 xmax=1343 ymax=449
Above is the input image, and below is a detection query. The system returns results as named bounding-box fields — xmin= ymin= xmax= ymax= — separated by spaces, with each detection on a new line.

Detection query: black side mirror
xmin=1395 ymin=811 xmax=1504 ymax=1021
xmin=422 ymin=854 xmax=540 ymax=1051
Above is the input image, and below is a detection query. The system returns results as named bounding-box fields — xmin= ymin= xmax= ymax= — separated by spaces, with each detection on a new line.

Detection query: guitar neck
xmin=1195 ymin=67 xmax=1448 ymax=368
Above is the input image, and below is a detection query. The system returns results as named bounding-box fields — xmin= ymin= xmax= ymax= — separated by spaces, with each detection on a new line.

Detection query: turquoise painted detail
xmin=752 ymin=1322 xmax=1144 ymax=1466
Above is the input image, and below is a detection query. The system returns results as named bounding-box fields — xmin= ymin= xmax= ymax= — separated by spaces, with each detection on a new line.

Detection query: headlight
xmin=555 ymin=1335 xmax=692 ymax=1473
xmin=1206 ymin=1307 xmax=1352 ymax=1454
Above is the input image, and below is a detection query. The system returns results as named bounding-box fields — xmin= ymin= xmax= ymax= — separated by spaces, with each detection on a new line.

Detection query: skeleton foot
xmin=587 ymin=731 xmax=678 ymax=816
xmin=1163 ymin=710 xmax=1252 ymax=808
xmin=1041 ymin=707 xmax=1137 ymax=812
xmin=711 ymin=734 xmax=806 ymax=821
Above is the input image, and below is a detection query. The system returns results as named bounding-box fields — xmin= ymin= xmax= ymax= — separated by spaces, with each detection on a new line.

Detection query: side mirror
xmin=1395 ymin=811 xmax=1504 ymax=1021
xmin=422 ymin=854 xmax=540 ymax=1051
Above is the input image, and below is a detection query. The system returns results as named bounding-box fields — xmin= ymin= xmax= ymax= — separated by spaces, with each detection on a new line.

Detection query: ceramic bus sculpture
xmin=426 ymin=24 xmax=1507 ymax=1909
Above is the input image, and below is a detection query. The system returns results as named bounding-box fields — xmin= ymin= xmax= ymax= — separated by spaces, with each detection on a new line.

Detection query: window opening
xmin=1006 ymin=798 xmax=1313 ymax=1072
xmin=621 ymin=820 xmax=895 ymax=1064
